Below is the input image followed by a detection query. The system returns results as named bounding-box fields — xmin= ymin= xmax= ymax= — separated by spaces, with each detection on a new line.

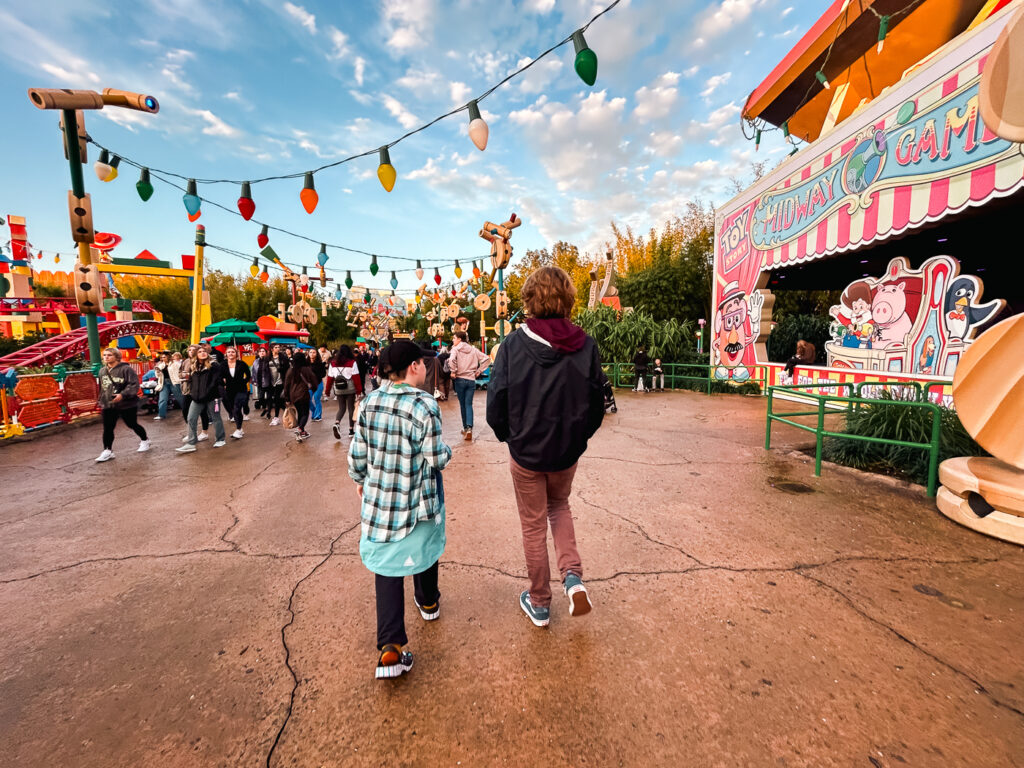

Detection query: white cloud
xmin=450 ymin=81 xmax=471 ymax=105
xmin=396 ymin=67 xmax=442 ymax=92
xmin=694 ymin=0 xmax=763 ymax=44
xmin=164 ymin=48 xmax=195 ymax=63
xmin=515 ymin=55 xmax=563 ymax=95
xmin=382 ymin=0 xmax=434 ymax=50
xmin=354 ymin=57 xmax=366 ymax=86
xmin=700 ymin=72 xmax=732 ymax=100
xmin=187 ymin=108 xmax=240 ymax=137
xmin=283 ymin=2 xmax=316 ymax=33
xmin=646 ymin=130 xmax=683 ymax=157
xmin=782 ymin=6 xmax=794 ymax=17
xmin=40 ymin=62 xmax=100 ymax=84
xmin=382 ymin=95 xmax=420 ymax=129
xmin=683 ymin=66 xmax=699 ymax=78
xmin=474 ymin=51 xmax=512 ymax=81
xmin=523 ymin=0 xmax=555 ymax=11
xmin=633 ymin=71 xmax=681 ymax=121
xmin=96 ymin=109 xmax=151 ymax=132
xmin=349 ymin=89 xmax=373 ymax=105
xmin=326 ymin=26 xmax=349 ymax=59
xmin=224 ymin=91 xmax=241 ymax=100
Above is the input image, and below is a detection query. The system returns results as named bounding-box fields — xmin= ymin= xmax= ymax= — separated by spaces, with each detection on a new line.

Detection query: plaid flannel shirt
xmin=348 ymin=382 xmax=452 ymax=543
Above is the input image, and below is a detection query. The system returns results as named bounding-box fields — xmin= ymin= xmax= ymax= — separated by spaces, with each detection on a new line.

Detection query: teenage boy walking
xmin=486 ymin=266 xmax=605 ymax=627
xmin=348 ymin=340 xmax=452 ymax=679
xmin=96 ymin=348 xmax=150 ymax=462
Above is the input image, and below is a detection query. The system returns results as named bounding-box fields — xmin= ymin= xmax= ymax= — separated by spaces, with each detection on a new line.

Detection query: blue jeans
xmin=310 ymin=380 xmax=324 ymax=420
xmin=453 ymin=378 xmax=475 ymax=429
xmin=158 ymin=385 xmax=171 ymax=418
xmin=187 ymin=400 xmax=225 ymax=444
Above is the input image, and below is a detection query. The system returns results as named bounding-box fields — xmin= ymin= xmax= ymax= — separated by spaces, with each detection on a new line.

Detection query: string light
xmin=390 ymin=271 xmax=399 ymax=290
xmin=250 ymin=258 xmax=259 ymax=277
xmin=377 ymin=147 xmax=396 ymax=192
xmin=237 ymin=181 xmax=255 ymax=220
xmin=434 ymin=267 xmax=442 ymax=285
xmin=415 ymin=260 xmax=424 ymax=280
xmin=260 ymin=264 xmax=270 ymax=283
xmin=454 ymin=260 xmax=462 ymax=279
xmin=104 ymin=155 xmax=121 ymax=182
xmin=136 ymin=168 xmax=154 ymax=201
xmin=317 ymin=243 xmax=328 ymax=266
xmin=755 ymin=129 xmax=762 ymax=152
xmin=370 ymin=254 xmax=379 ymax=276
xmin=345 ymin=271 xmax=353 ymax=289
xmin=467 ymin=100 xmax=488 ymax=151
xmin=300 ymin=171 xmax=319 ymax=213
xmin=94 ymin=149 xmax=112 ymax=182
xmin=183 ymin=179 xmax=201 ymax=219
xmin=572 ymin=30 xmax=598 ymax=86
xmin=257 ymin=224 xmax=269 ymax=249
xmin=472 ymin=261 xmax=482 ymax=279
xmin=815 ymin=70 xmax=830 ymax=90
xmin=876 ymin=14 xmax=890 ymax=54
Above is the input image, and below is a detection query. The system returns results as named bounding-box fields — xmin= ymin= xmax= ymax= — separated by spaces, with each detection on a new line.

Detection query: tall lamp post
xmin=27 ymin=87 xmax=159 ymax=365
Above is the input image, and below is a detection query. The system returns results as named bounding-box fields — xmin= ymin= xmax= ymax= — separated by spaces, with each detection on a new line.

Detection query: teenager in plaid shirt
xmin=348 ymin=340 xmax=452 ymax=679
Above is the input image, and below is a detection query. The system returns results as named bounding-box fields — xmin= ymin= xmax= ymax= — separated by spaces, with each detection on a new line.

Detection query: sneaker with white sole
xmin=332 ymin=423 xmax=341 ymax=440
xmin=414 ymin=597 xmax=440 ymax=621
xmin=243 ymin=415 xmax=250 ymax=421
xmin=270 ymin=418 xmax=280 ymax=426
xmin=176 ymin=444 xmax=197 ymax=453
xmin=95 ymin=449 xmax=114 ymax=463
xmin=231 ymin=429 xmax=244 ymax=439
xmin=213 ymin=440 xmax=226 ymax=447
xmin=197 ymin=432 xmax=209 ymax=442
xmin=564 ymin=572 xmax=592 ymax=617
xmin=153 ymin=416 xmax=163 ymax=421
xmin=182 ymin=435 xmax=191 ymax=443
xmin=375 ymin=645 xmax=414 ymax=679
xmin=519 ymin=591 xmax=550 ymax=627
xmin=137 ymin=440 xmax=151 ymax=453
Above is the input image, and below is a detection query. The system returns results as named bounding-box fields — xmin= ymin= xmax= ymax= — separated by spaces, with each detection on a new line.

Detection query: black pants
xmin=228 ymin=392 xmax=248 ymax=429
xmin=783 ymin=356 xmax=803 ymax=375
xmin=181 ymin=394 xmax=210 ymax=429
xmin=295 ymin=398 xmax=310 ymax=430
xmin=102 ymin=407 xmax=147 ymax=450
xmin=335 ymin=393 xmax=356 ymax=429
xmin=264 ymin=384 xmax=283 ymax=418
xmin=375 ymin=561 xmax=440 ymax=649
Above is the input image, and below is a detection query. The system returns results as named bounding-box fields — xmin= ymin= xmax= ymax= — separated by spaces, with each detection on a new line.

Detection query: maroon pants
xmin=509 ymin=457 xmax=582 ymax=608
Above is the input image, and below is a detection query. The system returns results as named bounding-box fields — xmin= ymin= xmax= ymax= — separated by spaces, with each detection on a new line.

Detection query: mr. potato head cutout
xmin=713 ymin=280 xmax=764 ymax=382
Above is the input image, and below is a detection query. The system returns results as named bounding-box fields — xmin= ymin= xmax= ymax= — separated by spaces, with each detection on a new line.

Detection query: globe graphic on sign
xmin=844 ymin=130 xmax=887 ymax=194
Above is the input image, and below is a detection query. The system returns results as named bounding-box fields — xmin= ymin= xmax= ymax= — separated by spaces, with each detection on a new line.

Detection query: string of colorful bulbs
xmin=86 ymin=0 xmax=619 ymax=277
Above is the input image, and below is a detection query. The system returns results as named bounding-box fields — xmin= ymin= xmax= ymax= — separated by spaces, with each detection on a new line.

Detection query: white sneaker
xmin=270 ymin=418 xmax=280 ymax=426
xmin=231 ymin=429 xmax=244 ymax=439
xmin=182 ymin=435 xmax=191 ymax=443
xmin=153 ymin=416 xmax=163 ymax=421
xmin=243 ymin=415 xmax=250 ymax=421
xmin=213 ymin=440 xmax=226 ymax=448
xmin=137 ymin=440 xmax=151 ymax=453
xmin=176 ymin=444 xmax=197 ymax=453
xmin=197 ymin=432 xmax=209 ymax=442
xmin=95 ymin=449 xmax=114 ymax=463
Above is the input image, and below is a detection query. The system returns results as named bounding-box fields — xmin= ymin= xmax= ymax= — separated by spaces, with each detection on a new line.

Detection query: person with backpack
xmin=283 ymin=350 xmax=318 ymax=440
xmin=309 ymin=346 xmax=327 ymax=422
xmin=327 ymin=345 xmax=362 ymax=439
xmin=449 ymin=331 xmax=491 ymax=441
xmin=486 ymin=266 xmax=605 ymax=628
xmin=348 ymin=340 xmax=451 ymax=680
xmin=221 ymin=346 xmax=251 ymax=440
xmin=95 ymin=347 xmax=150 ymax=462
xmin=176 ymin=345 xmax=226 ymax=452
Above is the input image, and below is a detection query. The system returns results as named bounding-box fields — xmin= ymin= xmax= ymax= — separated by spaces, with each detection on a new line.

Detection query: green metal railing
xmin=764 ymin=382 xmax=943 ymax=497
xmin=602 ymin=362 xmax=768 ymax=394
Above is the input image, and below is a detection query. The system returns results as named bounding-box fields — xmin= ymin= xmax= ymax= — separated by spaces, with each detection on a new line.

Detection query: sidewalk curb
xmin=783 ymin=448 xmax=928 ymax=495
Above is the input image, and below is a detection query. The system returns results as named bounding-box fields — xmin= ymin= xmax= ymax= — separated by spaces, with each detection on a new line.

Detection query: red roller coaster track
xmin=0 ymin=321 xmax=187 ymax=369
xmin=0 ymin=297 xmax=158 ymax=315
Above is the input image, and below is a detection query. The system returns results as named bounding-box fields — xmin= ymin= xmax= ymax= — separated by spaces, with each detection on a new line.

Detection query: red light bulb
xmin=237 ymin=181 xmax=255 ymax=220
xmin=257 ymin=225 xmax=269 ymax=249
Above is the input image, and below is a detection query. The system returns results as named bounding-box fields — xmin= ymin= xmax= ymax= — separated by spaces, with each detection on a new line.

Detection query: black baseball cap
xmin=379 ymin=340 xmax=424 ymax=377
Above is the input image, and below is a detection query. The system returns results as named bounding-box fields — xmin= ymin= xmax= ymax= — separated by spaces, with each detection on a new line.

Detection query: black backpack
xmin=335 ymin=375 xmax=356 ymax=396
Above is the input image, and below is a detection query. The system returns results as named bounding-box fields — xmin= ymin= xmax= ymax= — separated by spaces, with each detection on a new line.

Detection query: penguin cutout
xmin=943 ymin=276 xmax=1002 ymax=340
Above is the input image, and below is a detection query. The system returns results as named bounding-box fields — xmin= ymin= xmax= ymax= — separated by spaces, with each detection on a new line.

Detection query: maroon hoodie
xmin=524 ymin=318 xmax=587 ymax=353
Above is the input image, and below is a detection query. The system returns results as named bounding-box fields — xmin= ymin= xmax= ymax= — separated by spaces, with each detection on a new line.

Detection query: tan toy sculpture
xmin=980 ymin=3 xmax=1024 ymax=143
xmin=936 ymin=313 xmax=1024 ymax=544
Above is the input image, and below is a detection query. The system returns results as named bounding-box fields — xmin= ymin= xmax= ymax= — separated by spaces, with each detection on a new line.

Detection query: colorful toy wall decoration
xmin=826 ymin=256 xmax=1004 ymax=376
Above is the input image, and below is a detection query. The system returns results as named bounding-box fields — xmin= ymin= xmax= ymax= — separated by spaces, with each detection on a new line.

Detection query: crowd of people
xmin=96 ymin=341 xmax=388 ymax=458
xmin=94 ymin=266 xmax=610 ymax=683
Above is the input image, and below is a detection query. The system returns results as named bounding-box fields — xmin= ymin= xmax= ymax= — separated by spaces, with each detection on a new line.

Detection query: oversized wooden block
xmin=940 ymin=456 xmax=1024 ymax=517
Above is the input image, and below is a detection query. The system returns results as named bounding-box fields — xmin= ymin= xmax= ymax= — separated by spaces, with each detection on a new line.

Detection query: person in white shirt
xmin=327 ymin=345 xmax=363 ymax=439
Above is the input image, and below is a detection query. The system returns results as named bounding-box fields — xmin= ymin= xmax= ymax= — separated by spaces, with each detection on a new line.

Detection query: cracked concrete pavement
xmin=1 ymin=389 xmax=1021 ymax=767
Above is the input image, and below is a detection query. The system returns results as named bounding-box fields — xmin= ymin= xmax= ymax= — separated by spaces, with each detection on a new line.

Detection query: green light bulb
xmin=572 ymin=30 xmax=597 ymax=86
xmin=136 ymin=168 xmax=154 ymax=202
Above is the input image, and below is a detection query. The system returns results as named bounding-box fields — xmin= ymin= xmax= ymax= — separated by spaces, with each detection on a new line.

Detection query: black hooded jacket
xmin=486 ymin=327 xmax=605 ymax=472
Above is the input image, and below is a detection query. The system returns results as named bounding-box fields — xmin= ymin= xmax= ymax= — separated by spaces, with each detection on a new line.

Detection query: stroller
xmin=601 ymin=372 xmax=617 ymax=413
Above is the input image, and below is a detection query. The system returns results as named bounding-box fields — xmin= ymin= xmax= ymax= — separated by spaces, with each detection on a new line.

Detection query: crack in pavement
xmin=265 ymin=520 xmax=361 ymax=768
xmin=796 ymin=570 xmax=1024 ymax=720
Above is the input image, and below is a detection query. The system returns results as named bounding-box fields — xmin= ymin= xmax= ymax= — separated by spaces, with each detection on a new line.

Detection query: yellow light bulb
xmin=377 ymin=146 xmax=396 ymax=192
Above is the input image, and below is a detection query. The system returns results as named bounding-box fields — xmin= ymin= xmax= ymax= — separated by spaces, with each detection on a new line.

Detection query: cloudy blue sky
xmin=1 ymin=0 xmax=818 ymax=292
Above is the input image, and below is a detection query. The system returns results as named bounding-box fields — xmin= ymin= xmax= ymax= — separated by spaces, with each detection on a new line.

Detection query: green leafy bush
xmin=821 ymin=392 xmax=987 ymax=484
xmin=574 ymin=305 xmax=698 ymax=364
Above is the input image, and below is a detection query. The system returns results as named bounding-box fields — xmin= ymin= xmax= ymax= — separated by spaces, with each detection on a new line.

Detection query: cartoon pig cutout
xmin=871 ymin=282 xmax=912 ymax=347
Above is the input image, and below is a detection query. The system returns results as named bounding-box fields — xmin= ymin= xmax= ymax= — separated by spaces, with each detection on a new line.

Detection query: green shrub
xmin=821 ymin=392 xmax=987 ymax=484
xmin=574 ymin=305 xmax=698 ymax=364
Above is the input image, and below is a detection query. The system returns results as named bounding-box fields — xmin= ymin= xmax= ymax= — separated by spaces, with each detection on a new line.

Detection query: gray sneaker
xmin=564 ymin=572 xmax=592 ymax=617
xmin=519 ymin=591 xmax=550 ymax=627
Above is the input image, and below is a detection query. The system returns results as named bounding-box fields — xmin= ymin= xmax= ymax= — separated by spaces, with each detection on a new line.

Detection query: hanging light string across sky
xmin=85 ymin=0 xmax=618 ymax=270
